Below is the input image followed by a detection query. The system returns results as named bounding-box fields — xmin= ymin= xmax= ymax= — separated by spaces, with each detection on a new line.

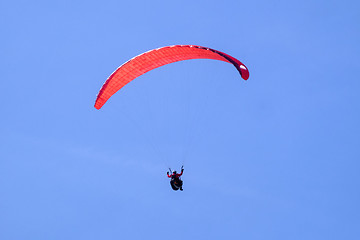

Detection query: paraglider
xmin=167 ymin=166 xmax=184 ymax=191
xmin=94 ymin=45 xmax=249 ymax=110
xmin=94 ymin=45 xmax=250 ymax=191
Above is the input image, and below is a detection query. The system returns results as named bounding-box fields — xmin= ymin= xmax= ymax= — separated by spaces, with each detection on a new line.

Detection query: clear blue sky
xmin=1 ymin=0 xmax=359 ymax=239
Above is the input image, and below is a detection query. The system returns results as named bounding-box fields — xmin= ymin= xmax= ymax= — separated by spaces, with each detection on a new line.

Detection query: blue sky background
xmin=1 ymin=0 xmax=360 ymax=239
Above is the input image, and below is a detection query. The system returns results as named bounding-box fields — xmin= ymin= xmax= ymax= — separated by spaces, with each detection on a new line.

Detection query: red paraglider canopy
xmin=95 ymin=45 xmax=249 ymax=110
